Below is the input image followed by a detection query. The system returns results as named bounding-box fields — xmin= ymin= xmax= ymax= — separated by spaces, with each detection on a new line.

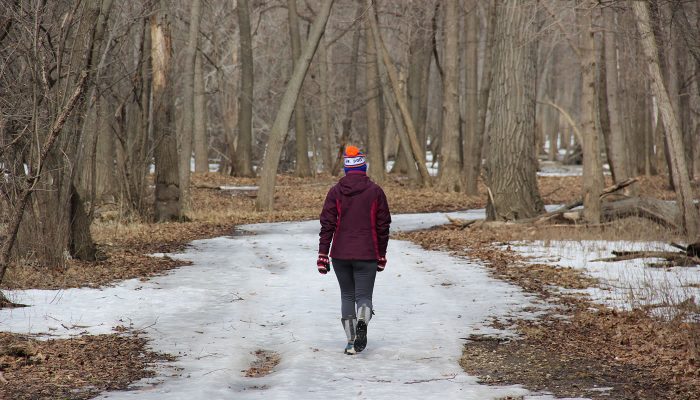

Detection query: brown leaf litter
xmin=243 ymin=349 xmax=281 ymax=378
xmin=0 ymin=332 xmax=174 ymax=400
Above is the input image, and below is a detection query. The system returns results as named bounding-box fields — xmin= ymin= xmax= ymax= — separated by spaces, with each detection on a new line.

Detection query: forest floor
xmin=0 ymin=170 xmax=699 ymax=399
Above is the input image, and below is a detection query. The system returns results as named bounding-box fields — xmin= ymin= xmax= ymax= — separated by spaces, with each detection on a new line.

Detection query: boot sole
xmin=354 ymin=320 xmax=367 ymax=353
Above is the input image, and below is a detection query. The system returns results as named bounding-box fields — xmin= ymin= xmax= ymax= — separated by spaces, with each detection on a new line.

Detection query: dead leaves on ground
xmin=243 ymin=349 xmax=280 ymax=378
xmin=0 ymin=332 xmax=172 ymax=400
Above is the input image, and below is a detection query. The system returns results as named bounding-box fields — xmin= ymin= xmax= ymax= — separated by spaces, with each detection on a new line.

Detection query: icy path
xmin=1 ymin=211 xmax=556 ymax=400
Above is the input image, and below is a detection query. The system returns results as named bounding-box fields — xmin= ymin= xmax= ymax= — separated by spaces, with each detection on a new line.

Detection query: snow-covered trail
xmin=0 ymin=211 xmax=552 ymax=400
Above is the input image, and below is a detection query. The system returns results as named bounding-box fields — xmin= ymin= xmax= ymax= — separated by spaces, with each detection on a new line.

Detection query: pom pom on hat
xmin=344 ymin=145 xmax=367 ymax=174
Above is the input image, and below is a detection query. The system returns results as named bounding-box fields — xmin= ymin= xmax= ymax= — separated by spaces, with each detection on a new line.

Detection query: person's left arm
xmin=375 ymin=188 xmax=391 ymax=270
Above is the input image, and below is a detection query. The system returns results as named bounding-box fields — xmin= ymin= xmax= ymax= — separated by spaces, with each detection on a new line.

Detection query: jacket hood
xmin=338 ymin=173 xmax=371 ymax=196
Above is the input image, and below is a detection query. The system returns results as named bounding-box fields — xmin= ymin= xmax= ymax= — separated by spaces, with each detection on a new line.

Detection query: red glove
xmin=377 ymin=256 xmax=387 ymax=272
xmin=317 ymin=254 xmax=330 ymax=274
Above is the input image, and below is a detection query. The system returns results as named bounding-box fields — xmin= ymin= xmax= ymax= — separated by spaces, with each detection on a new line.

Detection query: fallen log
xmin=591 ymin=250 xmax=700 ymax=266
xmin=529 ymin=178 xmax=639 ymax=225
xmin=445 ymin=215 xmax=477 ymax=229
xmin=600 ymin=197 xmax=681 ymax=231
xmin=670 ymin=241 xmax=700 ymax=257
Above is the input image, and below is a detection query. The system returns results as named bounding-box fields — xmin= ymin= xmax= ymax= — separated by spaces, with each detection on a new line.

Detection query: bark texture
xmin=236 ymin=0 xmax=255 ymax=177
xmin=193 ymin=51 xmax=208 ymax=173
xmin=151 ymin=8 xmax=181 ymax=221
xmin=179 ymin=0 xmax=202 ymax=210
xmin=577 ymin=0 xmax=604 ymax=224
xmin=437 ymin=0 xmax=462 ymax=192
xmin=484 ymin=0 xmax=544 ymax=221
xmin=462 ymin=0 xmax=480 ymax=194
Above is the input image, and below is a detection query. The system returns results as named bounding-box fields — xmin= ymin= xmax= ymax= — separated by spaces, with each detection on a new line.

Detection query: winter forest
xmin=1 ymin=0 xmax=700 ymax=399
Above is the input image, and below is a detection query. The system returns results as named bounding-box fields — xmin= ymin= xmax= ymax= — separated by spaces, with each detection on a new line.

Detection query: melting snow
xmin=0 ymin=212 xmax=573 ymax=399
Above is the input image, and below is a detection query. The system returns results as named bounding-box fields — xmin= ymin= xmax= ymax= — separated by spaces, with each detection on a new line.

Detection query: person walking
xmin=317 ymin=145 xmax=391 ymax=355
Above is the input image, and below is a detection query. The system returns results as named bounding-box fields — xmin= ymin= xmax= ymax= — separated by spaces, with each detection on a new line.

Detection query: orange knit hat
xmin=343 ymin=145 xmax=367 ymax=173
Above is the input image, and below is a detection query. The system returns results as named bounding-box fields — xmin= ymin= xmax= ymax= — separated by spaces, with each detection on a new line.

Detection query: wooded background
xmin=1 ymin=0 xmax=700 ymax=280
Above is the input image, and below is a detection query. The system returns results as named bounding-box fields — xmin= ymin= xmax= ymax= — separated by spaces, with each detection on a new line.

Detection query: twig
xmin=670 ymin=242 xmax=688 ymax=251
xmin=540 ymin=1 xmax=581 ymax=58
xmin=404 ymin=374 xmax=457 ymax=385
xmin=541 ymin=186 xmax=563 ymax=198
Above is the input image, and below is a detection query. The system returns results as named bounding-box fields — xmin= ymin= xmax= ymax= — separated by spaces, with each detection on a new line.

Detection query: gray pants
xmin=332 ymin=259 xmax=377 ymax=319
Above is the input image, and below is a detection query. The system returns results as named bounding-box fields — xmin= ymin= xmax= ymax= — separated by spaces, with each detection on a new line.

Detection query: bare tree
xmin=152 ymin=4 xmax=181 ymax=221
xmin=365 ymin=16 xmax=385 ymax=182
xmin=288 ymin=0 xmax=312 ymax=177
xmin=472 ymin=1 xmax=496 ymax=194
xmin=318 ymin=37 xmax=334 ymax=173
xmin=256 ymin=0 xmax=335 ymax=211
xmin=484 ymin=0 xmax=544 ymax=220
xmin=0 ymin=0 xmax=113 ymax=291
xmin=194 ymin=51 xmax=208 ymax=173
xmin=603 ymin=5 xmax=632 ymax=184
xmin=632 ymin=1 xmax=698 ymax=238
xmin=576 ymin=0 xmax=604 ymax=224
xmin=368 ymin=0 xmax=432 ymax=186
xmin=116 ymin=16 xmax=152 ymax=218
xmin=178 ymin=0 xmax=202 ymax=212
xmin=235 ymin=0 xmax=255 ymax=177
xmin=462 ymin=0 xmax=480 ymax=194
xmin=437 ymin=0 xmax=462 ymax=192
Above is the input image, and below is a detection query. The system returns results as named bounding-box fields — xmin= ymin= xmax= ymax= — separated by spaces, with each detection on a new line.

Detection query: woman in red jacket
xmin=317 ymin=146 xmax=391 ymax=355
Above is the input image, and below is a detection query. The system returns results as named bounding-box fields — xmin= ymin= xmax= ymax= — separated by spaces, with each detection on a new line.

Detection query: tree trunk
xmin=116 ymin=17 xmax=151 ymax=217
xmin=255 ymin=0 xmax=334 ymax=211
xmin=365 ymin=17 xmax=384 ymax=182
xmin=471 ymin=1 xmax=496 ymax=194
xmin=288 ymin=0 xmax=312 ymax=177
xmin=151 ymin=7 xmax=181 ymax=221
xmin=318 ymin=38 xmax=334 ymax=174
xmin=95 ymin=97 xmax=115 ymax=202
xmin=603 ymin=6 xmax=632 ymax=184
xmin=178 ymin=0 xmax=201 ymax=212
xmin=194 ymin=51 xmax=208 ymax=173
xmin=693 ymin=68 xmax=700 ymax=180
xmin=235 ymin=0 xmax=255 ymax=177
xmin=437 ymin=0 xmax=462 ymax=192
xmin=632 ymin=1 xmax=699 ymax=238
xmin=484 ymin=0 xmax=544 ymax=221
xmin=462 ymin=0 xmax=479 ymax=194
xmin=577 ymin=0 xmax=604 ymax=224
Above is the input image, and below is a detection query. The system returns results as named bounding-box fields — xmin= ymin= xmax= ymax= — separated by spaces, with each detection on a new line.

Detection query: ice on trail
xmin=1 ymin=211 xmax=561 ymax=399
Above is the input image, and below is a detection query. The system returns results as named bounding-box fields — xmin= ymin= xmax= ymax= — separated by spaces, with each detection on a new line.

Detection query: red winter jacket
xmin=318 ymin=171 xmax=391 ymax=260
